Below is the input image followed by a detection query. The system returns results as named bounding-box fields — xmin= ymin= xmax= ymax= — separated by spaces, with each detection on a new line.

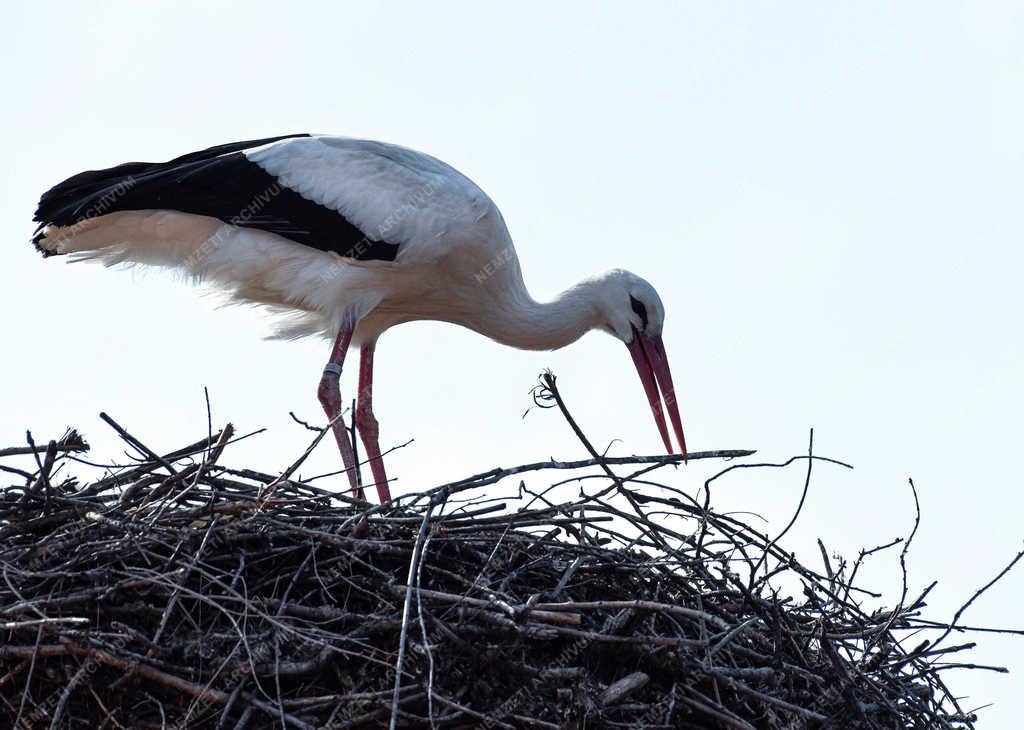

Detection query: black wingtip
xmin=31 ymin=227 xmax=59 ymax=258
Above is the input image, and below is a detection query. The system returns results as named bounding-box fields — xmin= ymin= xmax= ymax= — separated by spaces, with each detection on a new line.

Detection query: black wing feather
xmin=32 ymin=134 xmax=399 ymax=262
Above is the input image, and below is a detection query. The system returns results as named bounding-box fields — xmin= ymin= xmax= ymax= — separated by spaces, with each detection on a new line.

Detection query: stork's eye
xmin=629 ymin=295 xmax=649 ymax=331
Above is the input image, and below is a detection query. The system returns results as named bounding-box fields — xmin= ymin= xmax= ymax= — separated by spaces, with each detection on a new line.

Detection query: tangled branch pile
xmin=0 ymin=382 xmax=1018 ymax=728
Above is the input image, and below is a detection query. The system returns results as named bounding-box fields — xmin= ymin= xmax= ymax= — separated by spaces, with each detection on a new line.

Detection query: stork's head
xmin=593 ymin=269 xmax=687 ymax=458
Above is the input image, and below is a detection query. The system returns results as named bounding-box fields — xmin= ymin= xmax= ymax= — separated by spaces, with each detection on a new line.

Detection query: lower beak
xmin=625 ymin=328 xmax=687 ymax=458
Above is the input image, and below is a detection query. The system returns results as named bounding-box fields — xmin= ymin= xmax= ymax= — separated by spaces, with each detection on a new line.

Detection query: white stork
xmin=32 ymin=134 xmax=687 ymax=503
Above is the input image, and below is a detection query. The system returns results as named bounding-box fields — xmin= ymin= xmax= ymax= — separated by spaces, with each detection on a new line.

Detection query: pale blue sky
xmin=2 ymin=1 xmax=1022 ymax=724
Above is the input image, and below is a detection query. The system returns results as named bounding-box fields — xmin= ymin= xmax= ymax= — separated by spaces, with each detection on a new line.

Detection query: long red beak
xmin=626 ymin=328 xmax=687 ymax=458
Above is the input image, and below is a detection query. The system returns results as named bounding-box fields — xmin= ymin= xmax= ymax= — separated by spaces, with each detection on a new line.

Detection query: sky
xmin=1 ymin=0 xmax=1022 ymax=724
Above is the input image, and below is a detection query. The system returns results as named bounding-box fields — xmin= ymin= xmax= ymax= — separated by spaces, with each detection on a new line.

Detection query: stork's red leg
xmin=317 ymin=326 xmax=361 ymax=497
xmin=355 ymin=342 xmax=391 ymax=502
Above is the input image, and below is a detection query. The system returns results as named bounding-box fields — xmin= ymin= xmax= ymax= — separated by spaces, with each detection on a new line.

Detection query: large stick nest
xmin=0 ymin=376 xmax=1018 ymax=729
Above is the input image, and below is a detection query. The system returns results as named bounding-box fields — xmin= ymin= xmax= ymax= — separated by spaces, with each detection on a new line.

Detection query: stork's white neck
xmin=475 ymin=276 xmax=603 ymax=351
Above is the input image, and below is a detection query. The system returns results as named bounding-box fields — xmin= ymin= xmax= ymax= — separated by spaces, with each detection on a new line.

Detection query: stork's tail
xmin=32 ymin=208 xmax=223 ymax=269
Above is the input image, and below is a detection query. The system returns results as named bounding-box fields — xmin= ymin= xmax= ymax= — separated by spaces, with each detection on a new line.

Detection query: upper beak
xmin=625 ymin=327 xmax=687 ymax=458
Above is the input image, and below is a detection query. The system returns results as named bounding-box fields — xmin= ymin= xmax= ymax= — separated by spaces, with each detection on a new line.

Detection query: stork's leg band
xmin=323 ymin=362 xmax=343 ymax=377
